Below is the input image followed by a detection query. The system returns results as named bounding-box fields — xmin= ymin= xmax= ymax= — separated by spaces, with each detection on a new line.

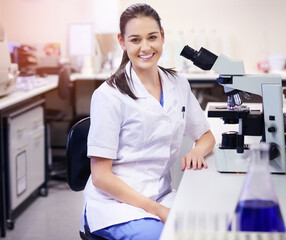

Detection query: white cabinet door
xmin=8 ymin=105 xmax=45 ymax=210
xmin=27 ymin=126 xmax=45 ymax=194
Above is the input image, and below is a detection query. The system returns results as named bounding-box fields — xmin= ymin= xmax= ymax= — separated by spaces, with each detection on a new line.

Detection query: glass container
xmin=229 ymin=142 xmax=285 ymax=232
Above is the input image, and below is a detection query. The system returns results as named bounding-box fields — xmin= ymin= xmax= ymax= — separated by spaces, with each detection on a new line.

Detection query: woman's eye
xmin=149 ymin=35 xmax=157 ymax=40
xmin=130 ymin=38 xmax=140 ymax=43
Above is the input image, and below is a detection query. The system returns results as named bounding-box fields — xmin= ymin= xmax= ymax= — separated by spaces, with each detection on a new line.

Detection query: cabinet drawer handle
xmin=17 ymin=127 xmax=28 ymax=133
xmin=17 ymin=144 xmax=27 ymax=151
xmin=34 ymin=134 xmax=43 ymax=140
xmin=33 ymin=119 xmax=42 ymax=124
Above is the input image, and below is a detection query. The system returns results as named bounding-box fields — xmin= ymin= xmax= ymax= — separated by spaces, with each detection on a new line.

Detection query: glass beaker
xmin=229 ymin=142 xmax=286 ymax=232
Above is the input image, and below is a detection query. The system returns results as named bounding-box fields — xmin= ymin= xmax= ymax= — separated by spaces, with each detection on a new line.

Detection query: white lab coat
xmin=82 ymin=62 xmax=210 ymax=232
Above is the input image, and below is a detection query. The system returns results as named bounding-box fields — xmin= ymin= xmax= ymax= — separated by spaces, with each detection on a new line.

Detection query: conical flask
xmin=229 ymin=142 xmax=286 ymax=232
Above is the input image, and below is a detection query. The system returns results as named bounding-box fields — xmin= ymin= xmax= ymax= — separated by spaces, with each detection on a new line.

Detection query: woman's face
xmin=118 ymin=16 xmax=164 ymax=73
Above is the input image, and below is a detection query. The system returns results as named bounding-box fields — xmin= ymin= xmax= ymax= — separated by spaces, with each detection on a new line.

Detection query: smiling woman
xmin=83 ymin=3 xmax=215 ymax=240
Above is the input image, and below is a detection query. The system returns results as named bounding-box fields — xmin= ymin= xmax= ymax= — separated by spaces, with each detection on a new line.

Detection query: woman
xmin=83 ymin=3 xmax=215 ymax=240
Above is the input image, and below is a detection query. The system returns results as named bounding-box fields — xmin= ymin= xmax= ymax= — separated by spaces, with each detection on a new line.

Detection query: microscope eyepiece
xmin=180 ymin=45 xmax=198 ymax=62
xmin=180 ymin=45 xmax=218 ymax=71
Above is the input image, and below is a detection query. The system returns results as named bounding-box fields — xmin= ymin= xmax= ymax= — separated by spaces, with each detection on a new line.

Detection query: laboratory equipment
xmin=268 ymin=55 xmax=286 ymax=72
xmin=12 ymin=44 xmax=37 ymax=76
xmin=229 ymin=143 xmax=285 ymax=232
xmin=0 ymin=23 xmax=17 ymax=97
xmin=180 ymin=46 xmax=286 ymax=173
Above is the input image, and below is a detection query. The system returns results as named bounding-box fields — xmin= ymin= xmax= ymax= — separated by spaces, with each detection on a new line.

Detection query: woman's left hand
xmin=181 ymin=148 xmax=208 ymax=171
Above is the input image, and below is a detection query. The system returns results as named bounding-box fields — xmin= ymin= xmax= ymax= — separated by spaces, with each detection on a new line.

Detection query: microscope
xmin=180 ymin=46 xmax=285 ymax=173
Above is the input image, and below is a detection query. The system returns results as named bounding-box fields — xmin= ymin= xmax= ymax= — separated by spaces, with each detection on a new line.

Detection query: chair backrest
xmin=66 ymin=117 xmax=90 ymax=191
xmin=58 ymin=66 xmax=73 ymax=100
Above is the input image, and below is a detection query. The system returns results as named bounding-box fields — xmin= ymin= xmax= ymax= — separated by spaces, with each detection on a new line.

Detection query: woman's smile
xmin=138 ymin=53 xmax=155 ymax=60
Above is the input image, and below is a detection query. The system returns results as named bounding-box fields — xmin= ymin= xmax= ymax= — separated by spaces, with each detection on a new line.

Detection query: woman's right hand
xmin=91 ymin=157 xmax=171 ymax=224
xmin=156 ymin=204 xmax=170 ymax=223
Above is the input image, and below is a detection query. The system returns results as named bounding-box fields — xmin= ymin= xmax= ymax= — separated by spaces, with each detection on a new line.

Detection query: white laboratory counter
xmin=161 ymin=154 xmax=286 ymax=239
xmin=0 ymin=75 xmax=58 ymax=110
xmin=183 ymin=70 xmax=286 ymax=81
xmin=160 ymin=102 xmax=286 ymax=240
xmin=70 ymin=71 xmax=112 ymax=81
xmin=70 ymin=70 xmax=286 ymax=83
xmin=70 ymin=71 xmax=220 ymax=82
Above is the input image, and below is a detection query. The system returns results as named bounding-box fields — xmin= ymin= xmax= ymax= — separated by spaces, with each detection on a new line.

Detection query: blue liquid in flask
xmin=229 ymin=199 xmax=286 ymax=232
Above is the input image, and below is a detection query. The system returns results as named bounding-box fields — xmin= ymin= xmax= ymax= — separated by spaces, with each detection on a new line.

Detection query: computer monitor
xmin=68 ymin=23 xmax=94 ymax=56
xmin=68 ymin=23 xmax=96 ymax=73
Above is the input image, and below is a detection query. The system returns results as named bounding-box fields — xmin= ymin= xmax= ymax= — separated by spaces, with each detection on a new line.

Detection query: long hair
xmin=106 ymin=3 xmax=176 ymax=99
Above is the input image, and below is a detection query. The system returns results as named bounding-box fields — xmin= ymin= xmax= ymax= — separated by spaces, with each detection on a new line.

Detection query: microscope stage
xmin=215 ymin=147 xmax=285 ymax=174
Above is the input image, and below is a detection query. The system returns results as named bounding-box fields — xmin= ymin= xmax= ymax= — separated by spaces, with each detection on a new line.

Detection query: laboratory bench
xmin=70 ymin=70 xmax=220 ymax=84
xmin=0 ymin=75 xmax=58 ymax=237
xmin=70 ymin=69 xmax=286 ymax=83
xmin=160 ymin=102 xmax=286 ymax=240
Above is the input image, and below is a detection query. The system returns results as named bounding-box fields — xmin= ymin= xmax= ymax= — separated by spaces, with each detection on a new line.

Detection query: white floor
xmin=3 ymin=180 xmax=83 ymax=240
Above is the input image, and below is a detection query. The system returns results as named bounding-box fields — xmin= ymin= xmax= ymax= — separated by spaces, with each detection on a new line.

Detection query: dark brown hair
xmin=106 ymin=3 xmax=176 ymax=99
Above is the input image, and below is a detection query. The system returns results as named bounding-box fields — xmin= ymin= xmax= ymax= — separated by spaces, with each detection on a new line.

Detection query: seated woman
xmin=82 ymin=3 xmax=215 ymax=240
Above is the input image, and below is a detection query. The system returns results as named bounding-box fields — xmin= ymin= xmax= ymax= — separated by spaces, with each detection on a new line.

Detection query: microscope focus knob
xmin=268 ymin=126 xmax=276 ymax=133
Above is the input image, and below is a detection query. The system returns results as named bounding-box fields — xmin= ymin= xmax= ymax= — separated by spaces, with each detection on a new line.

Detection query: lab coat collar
xmin=125 ymin=61 xmax=175 ymax=99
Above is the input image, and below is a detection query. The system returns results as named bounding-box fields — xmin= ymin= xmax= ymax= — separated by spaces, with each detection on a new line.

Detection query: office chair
xmin=46 ymin=66 xmax=76 ymax=181
xmin=66 ymin=117 xmax=107 ymax=240
xmin=46 ymin=66 xmax=75 ymax=122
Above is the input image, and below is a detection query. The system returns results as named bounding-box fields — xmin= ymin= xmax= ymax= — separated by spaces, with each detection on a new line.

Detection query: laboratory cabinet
xmin=8 ymin=103 xmax=45 ymax=209
xmin=2 ymin=98 xmax=47 ymax=229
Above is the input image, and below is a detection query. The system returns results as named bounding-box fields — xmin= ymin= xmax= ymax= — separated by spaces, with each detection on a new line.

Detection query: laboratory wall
xmin=0 ymin=0 xmax=102 ymax=58
xmin=0 ymin=0 xmax=286 ymax=70
xmin=122 ymin=0 xmax=286 ymax=70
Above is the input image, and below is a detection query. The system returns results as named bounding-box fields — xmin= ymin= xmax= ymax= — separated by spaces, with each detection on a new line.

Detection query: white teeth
xmin=139 ymin=53 xmax=153 ymax=59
